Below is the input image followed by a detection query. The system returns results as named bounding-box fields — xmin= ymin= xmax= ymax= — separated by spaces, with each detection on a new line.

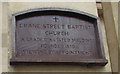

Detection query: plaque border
xmin=10 ymin=8 xmax=108 ymax=66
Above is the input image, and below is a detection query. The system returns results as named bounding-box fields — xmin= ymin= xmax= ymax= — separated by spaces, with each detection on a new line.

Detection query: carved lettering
xmin=16 ymin=50 xmax=92 ymax=56
xmin=17 ymin=24 xmax=93 ymax=30
xmin=21 ymin=37 xmax=93 ymax=43
xmin=45 ymin=31 xmax=69 ymax=36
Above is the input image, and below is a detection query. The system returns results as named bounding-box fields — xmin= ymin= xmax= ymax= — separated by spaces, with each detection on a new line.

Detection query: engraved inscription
xmin=16 ymin=50 xmax=92 ymax=57
xmin=21 ymin=37 xmax=93 ymax=43
xmin=16 ymin=15 xmax=98 ymax=59
xmin=17 ymin=24 xmax=92 ymax=30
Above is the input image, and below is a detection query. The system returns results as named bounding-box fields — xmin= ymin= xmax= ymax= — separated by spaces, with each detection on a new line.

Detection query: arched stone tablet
xmin=10 ymin=8 xmax=108 ymax=66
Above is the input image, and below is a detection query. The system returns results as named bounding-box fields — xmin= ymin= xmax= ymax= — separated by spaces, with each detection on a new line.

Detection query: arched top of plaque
xmin=13 ymin=8 xmax=97 ymax=18
xmin=12 ymin=8 xmax=99 ymax=23
xmin=10 ymin=8 xmax=108 ymax=66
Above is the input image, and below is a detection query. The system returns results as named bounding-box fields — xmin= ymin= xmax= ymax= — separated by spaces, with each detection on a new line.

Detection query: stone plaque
xmin=10 ymin=8 xmax=108 ymax=66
